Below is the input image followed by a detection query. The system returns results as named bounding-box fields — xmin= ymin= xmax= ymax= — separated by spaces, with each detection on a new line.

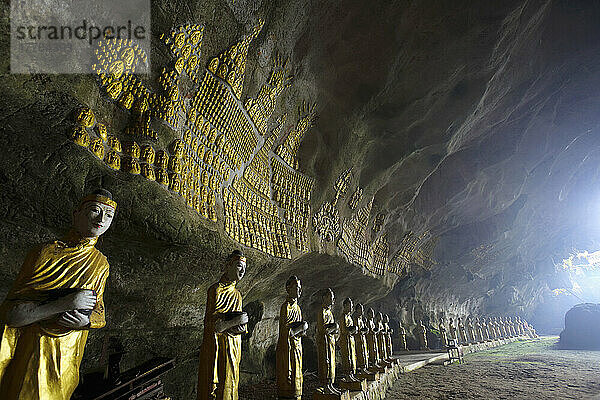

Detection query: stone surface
xmin=559 ymin=303 xmax=600 ymax=350
xmin=2 ymin=1 xmax=600 ymax=398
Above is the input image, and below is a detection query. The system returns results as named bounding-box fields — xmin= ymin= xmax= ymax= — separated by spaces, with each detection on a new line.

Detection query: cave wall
xmin=2 ymin=0 xmax=600 ymax=398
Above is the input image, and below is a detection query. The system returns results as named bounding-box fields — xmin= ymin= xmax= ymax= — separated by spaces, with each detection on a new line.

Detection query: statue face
xmin=355 ymin=304 xmax=364 ymax=316
xmin=368 ymin=308 xmax=375 ymax=319
xmin=73 ymin=201 xmax=115 ymax=238
xmin=323 ymin=290 xmax=334 ymax=307
xmin=343 ymin=298 xmax=353 ymax=314
xmin=287 ymin=278 xmax=302 ymax=299
xmin=225 ymin=257 xmax=246 ymax=282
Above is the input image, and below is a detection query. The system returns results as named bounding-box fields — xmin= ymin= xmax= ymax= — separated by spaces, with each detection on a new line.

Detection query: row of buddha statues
xmin=401 ymin=315 xmax=539 ymax=352
xmin=438 ymin=316 xmax=538 ymax=348
xmin=0 ymin=189 xmax=538 ymax=400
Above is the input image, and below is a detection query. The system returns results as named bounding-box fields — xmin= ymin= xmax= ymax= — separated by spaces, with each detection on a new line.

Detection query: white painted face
xmin=73 ymin=201 xmax=115 ymax=238
xmin=226 ymin=258 xmax=246 ymax=282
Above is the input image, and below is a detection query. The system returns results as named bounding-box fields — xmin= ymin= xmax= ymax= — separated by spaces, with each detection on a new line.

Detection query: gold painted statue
xmin=315 ymin=288 xmax=342 ymax=396
xmin=417 ymin=320 xmax=428 ymax=350
xmin=276 ymin=276 xmax=308 ymax=400
xmin=439 ymin=318 xmax=448 ymax=348
xmin=197 ymin=251 xmax=248 ymax=400
xmin=466 ymin=317 xmax=475 ymax=343
xmin=398 ymin=324 xmax=408 ymax=351
xmin=458 ymin=317 xmax=467 ymax=344
xmin=375 ymin=312 xmax=391 ymax=365
xmin=0 ymin=189 xmax=116 ymax=399
xmin=366 ymin=308 xmax=384 ymax=370
xmin=352 ymin=303 xmax=370 ymax=371
xmin=383 ymin=314 xmax=394 ymax=359
xmin=448 ymin=317 xmax=457 ymax=343
xmin=339 ymin=298 xmax=358 ymax=380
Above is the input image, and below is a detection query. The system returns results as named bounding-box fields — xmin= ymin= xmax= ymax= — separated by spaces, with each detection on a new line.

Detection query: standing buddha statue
xmin=276 ymin=276 xmax=308 ymax=400
xmin=417 ymin=320 xmax=428 ymax=350
xmin=0 ymin=189 xmax=116 ymax=400
xmin=352 ymin=303 xmax=370 ymax=372
xmin=197 ymin=251 xmax=248 ymax=400
xmin=439 ymin=318 xmax=448 ymax=348
xmin=316 ymin=288 xmax=343 ymax=396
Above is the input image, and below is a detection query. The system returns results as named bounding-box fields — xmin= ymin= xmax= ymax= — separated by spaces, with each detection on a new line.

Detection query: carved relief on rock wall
xmin=72 ymin=20 xmax=316 ymax=259
xmin=388 ymin=231 xmax=438 ymax=276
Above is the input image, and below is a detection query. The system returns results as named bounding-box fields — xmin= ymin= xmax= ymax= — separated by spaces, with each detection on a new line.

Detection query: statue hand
xmin=238 ymin=312 xmax=249 ymax=326
xmin=57 ymin=310 xmax=90 ymax=329
xmin=57 ymin=289 xmax=96 ymax=312
xmin=227 ymin=324 xmax=247 ymax=335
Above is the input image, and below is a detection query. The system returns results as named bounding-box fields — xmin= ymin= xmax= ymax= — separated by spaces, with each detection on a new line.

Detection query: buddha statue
xmin=496 ymin=317 xmax=505 ymax=339
xmin=89 ymin=137 xmax=105 ymax=160
xmin=352 ymin=303 xmax=370 ymax=372
xmin=315 ymin=288 xmax=343 ymax=396
xmin=417 ymin=320 xmax=428 ymax=350
xmin=95 ymin=122 xmax=108 ymax=142
xmin=105 ymin=150 xmax=121 ymax=170
xmin=487 ymin=317 xmax=496 ymax=340
xmin=366 ymin=308 xmax=383 ymax=370
xmin=197 ymin=251 xmax=248 ymax=400
xmin=458 ymin=317 xmax=467 ymax=345
xmin=508 ymin=317 xmax=517 ymax=337
xmin=142 ymin=164 xmax=156 ymax=181
xmin=376 ymin=312 xmax=392 ymax=366
xmin=448 ymin=317 xmax=457 ymax=343
xmin=475 ymin=317 xmax=484 ymax=342
xmin=511 ymin=316 xmax=521 ymax=336
xmin=339 ymin=298 xmax=358 ymax=381
xmin=0 ymin=189 xmax=116 ymax=399
xmin=72 ymin=126 xmax=90 ymax=147
xmin=398 ymin=324 xmax=408 ymax=351
xmin=76 ymin=106 xmax=95 ymax=128
xmin=492 ymin=317 xmax=501 ymax=339
xmin=466 ymin=317 xmax=475 ymax=344
xmin=507 ymin=317 xmax=517 ymax=337
xmin=383 ymin=314 xmax=394 ymax=359
xmin=276 ymin=276 xmax=308 ymax=400
xmin=480 ymin=317 xmax=490 ymax=341
xmin=439 ymin=318 xmax=448 ymax=348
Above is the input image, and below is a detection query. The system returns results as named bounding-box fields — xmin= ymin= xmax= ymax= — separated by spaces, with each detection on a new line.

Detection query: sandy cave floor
xmin=386 ymin=337 xmax=600 ymax=400
xmin=239 ymin=338 xmax=600 ymax=400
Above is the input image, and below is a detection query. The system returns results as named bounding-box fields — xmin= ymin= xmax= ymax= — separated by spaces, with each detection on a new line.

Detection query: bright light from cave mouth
xmin=553 ymin=251 xmax=600 ymax=301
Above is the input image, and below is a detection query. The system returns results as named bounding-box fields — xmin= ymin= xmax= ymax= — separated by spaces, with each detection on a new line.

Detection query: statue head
xmin=73 ymin=189 xmax=116 ymax=239
xmin=367 ymin=308 xmax=375 ymax=320
xmin=343 ymin=297 xmax=353 ymax=314
xmin=321 ymin=288 xmax=335 ymax=308
xmin=355 ymin=303 xmax=364 ymax=316
xmin=384 ymin=314 xmax=390 ymax=324
xmin=286 ymin=275 xmax=301 ymax=299
xmin=376 ymin=312 xmax=383 ymax=323
xmin=223 ymin=250 xmax=246 ymax=282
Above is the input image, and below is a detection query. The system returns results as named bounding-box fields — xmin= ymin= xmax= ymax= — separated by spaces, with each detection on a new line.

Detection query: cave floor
xmin=385 ymin=337 xmax=600 ymax=400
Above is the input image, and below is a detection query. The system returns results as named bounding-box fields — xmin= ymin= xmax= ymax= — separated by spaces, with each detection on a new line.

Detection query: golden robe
xmin=198 ymin=277 xmax=245 ymax=400
xmin=276 ymin=298 xmax=303 ymax=399
xmin=316 ymin=307 xmax=335 ymax=385
xmin=377 ymin=321 xmax=387 ymax=360
xmin=339 ymin=313 xmax=356 ymax=375
xmin=353 ymin=316 xmax=368 ymax=370
xmin=0 ymin=234 xmax=109 ymax=400
xmin=366 ymin=320 xmax=379 ymax=365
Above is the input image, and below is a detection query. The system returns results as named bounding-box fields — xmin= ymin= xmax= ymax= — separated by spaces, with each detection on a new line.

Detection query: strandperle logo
xmin=13 ymin=20 xmax=147 ymax=45
xmin=10 ymin=0 xmax=150 ymax=74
